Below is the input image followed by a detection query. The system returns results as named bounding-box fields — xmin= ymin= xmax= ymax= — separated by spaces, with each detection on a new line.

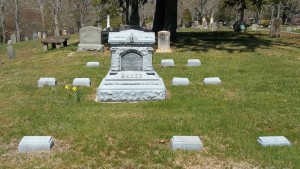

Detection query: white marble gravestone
xmin=203 ymin=77 xmax=221 ymax=85
xmin=77 ymin=26 xmax=103 ymax=51
xmin=7 ymin=41 xmax=16 ymax=60
xmin=187 ymin=59 xmax=201 ymax=66
xmin=73 ymin=78 xmax=91 ymax=87
xmin=161 ymin=59 xmax=175 ymax=67
xmin=157 ymin=31 xmax=171 ymax=52
xmin=172 ymin=77 xmax=190 ymax=85
xmin=257 ymin=136 xmax=291 ymax=147
xmin=10 ymin=34 xmax=16 ymax=44
xmin=96 ymin=29 xmax=166 ymax=102
xmin=38 ymin=77 xmax=57 ymax=87
xmin=86 ymin=62 xmax=100 ymax=67
xmin=171 ymin=136 xmax=203 ymax=151
xmin=18 ymin=136 xmax=54 ymax=153
xmin=33 ymin=32 xmax=38 ymax=41
xmin=286 ymin=27 xmax=292 ymax=33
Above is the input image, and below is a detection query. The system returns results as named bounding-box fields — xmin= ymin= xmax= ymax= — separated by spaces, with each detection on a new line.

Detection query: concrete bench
xmin=41 ymin=35 xmax=69 ymax=51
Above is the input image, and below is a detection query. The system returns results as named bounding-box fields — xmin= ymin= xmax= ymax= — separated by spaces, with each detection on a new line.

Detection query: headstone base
xmin=96 ymin=71 xmax=166 ymax=102
xmin=171 ymin=136 xmax=203 ymax=151
xmin=257 ymin=136 xmax=291 ymax=147
xmin=77 ymin=44 xmax=103 ymax=52
xmin=18 ymin=136 xmax=54 ymax=153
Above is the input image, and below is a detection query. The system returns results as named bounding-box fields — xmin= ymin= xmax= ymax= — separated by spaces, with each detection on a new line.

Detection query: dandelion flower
xmin=65 ymin=85 xmax=69 ymax=90
xmin=72 ymin=86 xmax=77 ymax=92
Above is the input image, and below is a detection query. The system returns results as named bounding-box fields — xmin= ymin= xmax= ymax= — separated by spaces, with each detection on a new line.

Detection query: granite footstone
xmin=172 ymin=77 xmax=190 ymax=85
xmin=38 ymin=77 xmax=57 ymax=87
xmin=73 ymin=78 xmax=91 ymax=87
xmin=203 ymin=77 xmax=221 ymax=85
xmin=86 ymin=62 xmax=100 ymax=67
xmin=257 ymin=136 xmax=291 ymax=147
xmin=18 ymin=136 xmax=54 ymax=153
xmin=187 ymin=59 xmax=201 ymax=66
xmin=171 ymin=136 xmax=203 ymax=151
xmin=161 ymin=59 xmax=175 ymax=67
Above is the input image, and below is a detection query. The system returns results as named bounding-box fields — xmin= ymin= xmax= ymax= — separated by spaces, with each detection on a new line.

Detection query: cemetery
xmin=0 ymin=0 xmax=300 ymax=168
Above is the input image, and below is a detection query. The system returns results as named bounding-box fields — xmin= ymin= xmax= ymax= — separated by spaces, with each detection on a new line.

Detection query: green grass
xmin=0 ymin=30 xmax=300 ymax=168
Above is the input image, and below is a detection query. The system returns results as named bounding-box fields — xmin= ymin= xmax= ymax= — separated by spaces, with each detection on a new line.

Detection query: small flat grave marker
xmin=18 ymin=136 xmax=54 ymax=153
xmin=203 ymin=77 xmax=221 ymax=85
xmin=172 ymin=77 xmax=190 ymax=85
xmin=257 ymin=136 xmax=291 ymax=147
xmin=187 ymin=59 xmax=201 ymax=66
xmin=38 ymin=77 xmax=57 ymax=87
xmin=171 ymin=136 xmax=203 ymax=151
xmin=161 ymin=59 xmax=175 ymax=67
xmin=73 ymin=78 xmax=91 ymax=87
xmin=86 ymin=62 xmax=100 ymax=67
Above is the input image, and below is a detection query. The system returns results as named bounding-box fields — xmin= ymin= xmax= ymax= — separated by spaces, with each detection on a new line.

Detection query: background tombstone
xmin=54 ymin=28 xmax=60 ymax=36
xmin=24 ymin=37 xmax=28 ymax=41
xmin=10 ymin=34 xmax=16 ymax=44
xmin=42 ymin=31 xmax=47 ymax=39
xmin=37 ymin=32 xmax=42 ymax=39
xmin=157 ymin=31 xmax=171 ymax=52
xmin=211 ymin=22 xmax=217 ymax=31
xmin=7 ymin=41 xmax=16 ymax=60
xmin=270 ymin=18 xmax=282 ymax=38
xmin=251 ymin=24 xmax=259 ymax=31
xmin=16 ymin=30 xmax=20 ymax=42
xmin=32 ymin=32 xmax=38 ymax=41
xmin=286 ymin=27 xmax=292 ymax=33
xmin=77 ymin=26 xmax=103 ymax=51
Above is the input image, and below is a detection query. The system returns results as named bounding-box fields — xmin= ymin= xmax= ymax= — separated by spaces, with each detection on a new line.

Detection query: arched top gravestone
xmin=77 ymin=26 xmax=103 ymax=51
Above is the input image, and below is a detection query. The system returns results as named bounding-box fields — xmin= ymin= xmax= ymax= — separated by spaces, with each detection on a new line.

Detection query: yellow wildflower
xmin=65 ymin=85 xmax=69 ymax=90
xmin=72 ymin=86 xmax=77 ymax=92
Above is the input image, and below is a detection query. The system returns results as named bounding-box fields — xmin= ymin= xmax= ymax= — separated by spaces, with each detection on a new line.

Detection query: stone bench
xmin=41 ymin=35 xmax=69 ymax=51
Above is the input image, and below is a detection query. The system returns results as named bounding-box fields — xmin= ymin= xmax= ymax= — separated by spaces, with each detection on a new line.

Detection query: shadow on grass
xmin=173 ymin=31 xmax=298 ymax=53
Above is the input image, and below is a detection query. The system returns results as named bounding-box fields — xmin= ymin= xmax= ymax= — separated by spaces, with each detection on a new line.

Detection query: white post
xmin=107 ymin=15 xmax=110 ymax=28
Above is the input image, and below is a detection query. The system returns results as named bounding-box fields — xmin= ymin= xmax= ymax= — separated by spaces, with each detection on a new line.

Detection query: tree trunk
xmin=239 ymin=0 xmax=246 ymax=22
xmin=14 ymin=0 xmax=20 ymax=42
xmin=164 ymin=0 xmax=178 ymax=41
xmin=130 ymin=0 xmax=139 ymax=26
xmin=152 ymin=0 xmax=165 ymax=33
xmin=0 ymin=0 xmax=6 ymax=43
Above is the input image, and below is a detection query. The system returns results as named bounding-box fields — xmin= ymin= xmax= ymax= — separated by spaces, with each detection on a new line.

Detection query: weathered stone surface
xmin=257 ymin=136 xmax=291 ymax=147
xmin=54 ymin=28 xmax=60 ymax=36
xmin=161 ymin=59 xmax=175 ymax=67
xmin=73 ymin=78 xmax=91 ymax=87
xmin=10 ymin=34 xmax=16 ymax=44
xmin=18 ymin=136 xmax=54 ymax=153
xmin=86 ymin=62 xmax=100 ymax=67
xmin=7 ymin=45 xmax=15 ymax=59
xmin=33 ymin=32 xmax=38 ymax=41
xmin=251 ymin=24 xmax=259 ymax=31
xmin=24 ymin=37 xmax=28 ymax=41
xmin=171 ymin=136 xmax=203 ymax=151
xmin=211 ymin=22 xmax=217 ymax=31
xmin=187 ymin=59 xmax=201 ymax=66
xmin=286 ymin=27 xmax=292 ymax=33
xmin=38 ymin=78 xmax=57 ymax=87
xmin=157 ymin=31 xmax=171 ymax=52
xmin=77 ymin=26 xmax=103 ymax=51
xmin=97 ymin=30 xmax=166 ymax=102
xmin=203 ymin=77 xmax=221 ymax=85
xmin=172 ymin=77 xmax=189 ymax=85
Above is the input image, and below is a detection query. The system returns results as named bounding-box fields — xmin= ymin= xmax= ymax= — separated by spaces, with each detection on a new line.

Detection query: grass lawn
xmin=0 ymin=29 xmax=300 ymax=168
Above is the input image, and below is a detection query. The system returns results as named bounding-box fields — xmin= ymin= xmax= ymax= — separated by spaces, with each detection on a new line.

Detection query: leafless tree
xmin=7 ymin=0 xmax=21 ymax=41
xmin=47 ymin=0 xmax=63 ymax=32
xmin=0 ymin=0 xmax=6 ymax=43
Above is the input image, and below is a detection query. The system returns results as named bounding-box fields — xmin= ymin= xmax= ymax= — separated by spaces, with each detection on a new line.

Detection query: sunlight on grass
xmin=0 ymin=30 xmax=300 ymax=168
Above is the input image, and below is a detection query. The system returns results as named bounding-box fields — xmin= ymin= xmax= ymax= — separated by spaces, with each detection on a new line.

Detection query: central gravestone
xmin=96 ymin=29 xmax=166 ymax=102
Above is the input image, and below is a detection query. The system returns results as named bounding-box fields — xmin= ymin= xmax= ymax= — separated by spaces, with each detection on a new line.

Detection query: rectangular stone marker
xmin=211 ymin=22 xmax=217 ymax=31
xmin=73 ymin=78 xmax=91 ymax=87
xmin=161 ymin=59 xmax=175 ymax=67
xmin=171 ymin=136 xmax=203 ymax=151
xmin=157 ymin=31 xmax=171 ymax=52
xmin=10 ymin=34 xmax=16 ymax=44
xmin=257 ymin=136 xmax=291 ymax=147
xmin=86 ymin=62 xmax=100 ymax=67
xmin=33 ymin=32 xmax=38 ymax=41
xmin=203 ymin=77 xmax=221 ymax=85
xmin=286 ymin=27 xmax=292 ymax=33
xmin=77 ymin=26 xmax=103 ymax=51
xmin=38 ymin=77 xmax=57 ymax=87
xmin=187 ymin=59 xmax=201 ymax=66
xmin=172 ymin=77 xmax=190 ymax=85
xmin=24 ymin=37 xmax=28 ymax=41
xmin=7 ymin=45 xmax=16 ymax=59
xmin=18 ymin=136 xmax=54 ymax=153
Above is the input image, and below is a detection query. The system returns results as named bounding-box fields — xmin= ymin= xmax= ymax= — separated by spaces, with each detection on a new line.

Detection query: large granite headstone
xmin=10 ymin=34 xmax=16 ymax=44
xmin=96 ymin=29 xmax=166 ymax=102
xmin=77 ymin=26 xmax=103 ymax=51
xmin=157 ymin=31 xmax=171 ymax=52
